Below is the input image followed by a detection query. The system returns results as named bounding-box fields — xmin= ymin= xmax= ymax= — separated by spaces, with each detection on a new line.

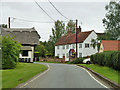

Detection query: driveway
xmin=19 ymin=63 xmax=110 ymax=88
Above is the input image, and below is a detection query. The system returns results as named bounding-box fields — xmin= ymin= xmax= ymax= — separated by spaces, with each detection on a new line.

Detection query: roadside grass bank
xmin=78 ymin=64 xmax=120 ymax=84
xmin=2 ymin=63 xmax=47 ymax=88
xmin=35 ymin=61 xmax=62 ymax=64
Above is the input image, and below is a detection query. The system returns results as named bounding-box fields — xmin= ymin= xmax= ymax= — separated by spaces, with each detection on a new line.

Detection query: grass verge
xmin=2 ymin=63 xmax=47 ymax=88
xmin=78 ymin=64 xmax=120 ymax=84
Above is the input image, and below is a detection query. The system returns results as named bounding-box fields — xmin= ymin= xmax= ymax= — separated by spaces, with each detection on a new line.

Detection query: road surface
xmin=19 ymin=63 xmax=110 ymax=88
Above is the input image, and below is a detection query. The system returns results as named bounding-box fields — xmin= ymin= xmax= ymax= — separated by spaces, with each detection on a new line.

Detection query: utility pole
xmin=76 ymin=19 xmax=78 ymax=58
xmin=8 ymin=17 xmax=10 ymax=28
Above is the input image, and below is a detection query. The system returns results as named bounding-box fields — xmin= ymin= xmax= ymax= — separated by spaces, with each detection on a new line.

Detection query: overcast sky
xmin=1 ymin=0 xmax=111 ymax=41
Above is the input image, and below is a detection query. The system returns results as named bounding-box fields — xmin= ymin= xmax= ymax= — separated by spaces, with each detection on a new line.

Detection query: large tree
xmin=66 ymin=20 xmax=76 ymax=33
xmin=103 ymin=0 xmax=120 ymax=40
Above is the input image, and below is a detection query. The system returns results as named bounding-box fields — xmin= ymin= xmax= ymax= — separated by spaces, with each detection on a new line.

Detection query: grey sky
xmin=1 ymin=0 xmax=111 ymax=41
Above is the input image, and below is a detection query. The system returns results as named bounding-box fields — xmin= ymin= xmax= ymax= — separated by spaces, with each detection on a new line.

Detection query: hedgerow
xmin=90 ymin=51 xmax=120 ymax=71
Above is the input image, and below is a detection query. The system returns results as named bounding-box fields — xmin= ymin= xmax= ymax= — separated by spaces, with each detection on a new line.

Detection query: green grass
xmin=2 ymin=63 xmax=47 ymax=88
xmin=78 ymin=64 xmax=120 ymax=84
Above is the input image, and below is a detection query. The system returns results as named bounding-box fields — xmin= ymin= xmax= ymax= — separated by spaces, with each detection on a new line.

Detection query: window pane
xmin=22 ymin=50 xmax=28 ymax=56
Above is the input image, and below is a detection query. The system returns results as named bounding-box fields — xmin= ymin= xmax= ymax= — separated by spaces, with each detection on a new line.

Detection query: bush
xmin=70 ymin=57 xmax=85 ymax=64
xmin=90 ymin=51 xmax=120 ymax=71
xmin=2 ymin=36 xmax=21 ymax=69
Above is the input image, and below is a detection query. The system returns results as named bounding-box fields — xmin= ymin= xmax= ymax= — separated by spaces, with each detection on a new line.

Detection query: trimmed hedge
xmin=70 ymin=57 xmax=85 ymax=64
xmin=90 ymin=51 xmax=120 ymax=71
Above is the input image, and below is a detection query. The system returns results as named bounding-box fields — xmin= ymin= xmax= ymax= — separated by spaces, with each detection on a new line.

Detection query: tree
xmin=35 ymin=42 xmax=47 ymax=58
xmin=103 ymin=0 xmax=120 ymax=40
xmin=49 ymin=20 xmax=65 ymax=44
xmin=91 ymin=39 xmax=100 ymax=52
xmin=0 ymin=24 xmax=7 ymax=28
xmin=66 ymin=20 xmax=76 ymax=33
xmin=2 ymin=36 xmax=21 ymax=69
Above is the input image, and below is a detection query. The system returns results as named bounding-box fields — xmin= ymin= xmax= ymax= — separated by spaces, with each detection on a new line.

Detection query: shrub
xmin=70 ymin=57 xmax=85 ymax=64
xmin=90 ymin=51 xmax=120 ymax=71
xmin=2 ymin=36 xmax=21 ymax=69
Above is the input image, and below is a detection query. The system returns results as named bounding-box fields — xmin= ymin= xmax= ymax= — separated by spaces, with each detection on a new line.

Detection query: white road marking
xmin=19 ymin=63 xmax=50 ymax=88
xmin=77 ymin=65 xmax=109 ymax=89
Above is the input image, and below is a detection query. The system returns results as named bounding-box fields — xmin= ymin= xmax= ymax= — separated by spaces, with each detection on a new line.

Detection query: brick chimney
xmin=76 ymin=26 xmax=81 ymax=34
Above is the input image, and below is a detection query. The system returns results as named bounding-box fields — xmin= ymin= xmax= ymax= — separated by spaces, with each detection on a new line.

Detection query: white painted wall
xmin=19 ymin=46 xmax=34 ymax=62
xmin=55 ymin=31 xmax=98 ymax=61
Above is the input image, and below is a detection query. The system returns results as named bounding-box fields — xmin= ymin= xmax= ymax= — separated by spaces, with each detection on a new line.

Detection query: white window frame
xmin=66 ymin=45 xmax=69 ymax=49
xmin=72 ymin=44 xmax=75 ymax=49
xmin=85 ymin=43 xmax=89 ymax=48
xmin=63 ymin=45 xmax=65 ymax=49
xmin=57 ymin=46 xmax=59 ymax=49
xmin=79 ymin=53 xmax=82 ymax=57
xmin=79 ymin=44 xmax=82 ymax=48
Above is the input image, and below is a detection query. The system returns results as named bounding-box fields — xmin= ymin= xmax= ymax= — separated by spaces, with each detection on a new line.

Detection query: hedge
xmin=70 ymin=57 xmax=85 ymax=64
xmin=90 ymin=51 xmax=120 ymax=71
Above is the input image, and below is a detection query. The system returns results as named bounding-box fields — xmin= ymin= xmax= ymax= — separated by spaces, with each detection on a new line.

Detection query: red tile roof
xmin=101 ymin=40 xmax=120 ymax=51
xmin=55 ymin=30 xmax=93 ymax=46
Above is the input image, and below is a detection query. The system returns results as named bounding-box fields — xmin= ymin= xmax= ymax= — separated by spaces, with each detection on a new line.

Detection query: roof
xmin=21 ymin=46 xmax=32 ymax=51
xmin=101 ymin=40 xmax=120 ymax=51
xmin=55 ymin=30 xmax=93 ymax=46
xmin=1 ymin=28 xmax=40 ymax=45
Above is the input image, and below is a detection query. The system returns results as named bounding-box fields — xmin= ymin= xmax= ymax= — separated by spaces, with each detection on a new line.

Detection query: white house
xmin=1 ymin=27 xmax=40 ymax=62
xmin=55 ymin=28 xmax=98 ymax=61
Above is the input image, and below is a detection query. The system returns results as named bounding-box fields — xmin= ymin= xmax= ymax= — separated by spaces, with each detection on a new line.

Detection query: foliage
xmin=70 ymin=57 xmax=85 ymax=64
xmin=0 ymin=24 xmax=7 ymax=28
xmin=91 ymin=39 xmax=100 ymax=51
xmin=90 ymin=51 xmax=120 ymax=71
xmin=35 ymin=42 xmax=47 ymax=58
xmin=103 ymin=0 xmax=120 ymax=40
xmin=49 ymin=20 xmax=65 ymax=44
xmin=2 ymin=36 xmax=21 ymax=69
xmin=66 ymin=20 xmax=76 ymax=33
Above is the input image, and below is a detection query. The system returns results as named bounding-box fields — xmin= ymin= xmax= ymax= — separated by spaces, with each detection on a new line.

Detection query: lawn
xmin=2 ymin=63 xmax=47 ymax=88
xmin=78 ymin=64 xmax=120 ymax=84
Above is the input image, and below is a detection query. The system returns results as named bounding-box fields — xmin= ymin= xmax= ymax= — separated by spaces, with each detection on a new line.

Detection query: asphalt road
xmin=20 ymin=63 xmax=110 ymax=89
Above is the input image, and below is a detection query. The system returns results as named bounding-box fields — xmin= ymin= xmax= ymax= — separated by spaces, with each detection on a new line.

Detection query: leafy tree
xmin=66 ymin=20 xmax=76 ymax=33
xmin=103 ymin=0 xmax=120 ymax=40
xmin=2 ymin=36 xmax=21 ymax=69
xmin=35 ymin=42 xmax=47 ymax=58
xmin=0 ymin=24 xmax=7 ymax=28
xmin=91 ymin=39 xmax=100 ymax=51
xmin=49 ymin=20 xmax=65 ymax=44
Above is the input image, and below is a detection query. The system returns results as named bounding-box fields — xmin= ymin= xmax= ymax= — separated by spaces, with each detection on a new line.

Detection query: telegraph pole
xmin=8 ymin=17 xmax=10 ymax=28
xmin=76 ymin=19 xmax=78 ymax=58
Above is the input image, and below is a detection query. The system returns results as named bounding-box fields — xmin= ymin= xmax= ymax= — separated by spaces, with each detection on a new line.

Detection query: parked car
xmin=83 ymin=58 xmax=91 ymax=64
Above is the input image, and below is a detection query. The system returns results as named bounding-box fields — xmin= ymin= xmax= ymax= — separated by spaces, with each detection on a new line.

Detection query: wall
xmin=55 ymin=31 xmax=98 ymax=61
xmin=19 ymin=46 xmax=34 ymax=62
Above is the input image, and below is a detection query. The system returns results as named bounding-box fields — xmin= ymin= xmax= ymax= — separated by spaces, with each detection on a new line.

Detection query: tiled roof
xmin=101 ymin=40 xmax=120 ymax=51
xmin=55 ymin=30 xmax=93 ymax=46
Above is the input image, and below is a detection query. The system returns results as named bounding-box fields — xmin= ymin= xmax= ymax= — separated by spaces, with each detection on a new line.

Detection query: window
xmin=85 ymin=43 xmax=89 ymax=48
xmin=22 ymin=50 xmax=28 ymax=56
xmin=66 ymin=53 xmax=69 ymax=58
xmin=79 ymin=44 xmax=82 ymax=48
xmin=57 ymin=46 xmax=59 ymax=49
xmin=72 ymin=44 xmax=75 ymax=49
xmin=63 ymin=54 xmax=65 ymax=56
xmin=63 ymin=45 xmax=65 ymax=49
xmin=79 ymin=53 xmax=82 ymax=57
xmin=66 ymin=45 xmax=69 ymax=49
xmin=57 ymin=54 xmax=59 ymax=57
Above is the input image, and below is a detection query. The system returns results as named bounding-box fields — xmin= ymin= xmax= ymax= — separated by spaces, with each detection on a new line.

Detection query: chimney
xmin=76 ymin=26 xmax=81 ymax=34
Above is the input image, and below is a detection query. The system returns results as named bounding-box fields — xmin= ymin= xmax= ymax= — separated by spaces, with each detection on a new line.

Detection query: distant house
xmin=99 ymin=40 xmax=120 ymax=53
xmin=1 ymin=27 xmax=40 ymax=62
xmin=55 ymin=27 xmax=98 ymax=61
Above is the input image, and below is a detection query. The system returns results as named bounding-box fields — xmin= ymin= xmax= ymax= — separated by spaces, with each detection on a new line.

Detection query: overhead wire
xmin=48 ymin=0 xmax=75 ymax=21
xmin=34 ymin=0 xmax=55 ymax=22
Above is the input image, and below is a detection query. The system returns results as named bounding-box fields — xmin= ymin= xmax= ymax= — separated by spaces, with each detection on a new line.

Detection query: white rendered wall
xmin=55 ymin=31 xmax=98 ymax=61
